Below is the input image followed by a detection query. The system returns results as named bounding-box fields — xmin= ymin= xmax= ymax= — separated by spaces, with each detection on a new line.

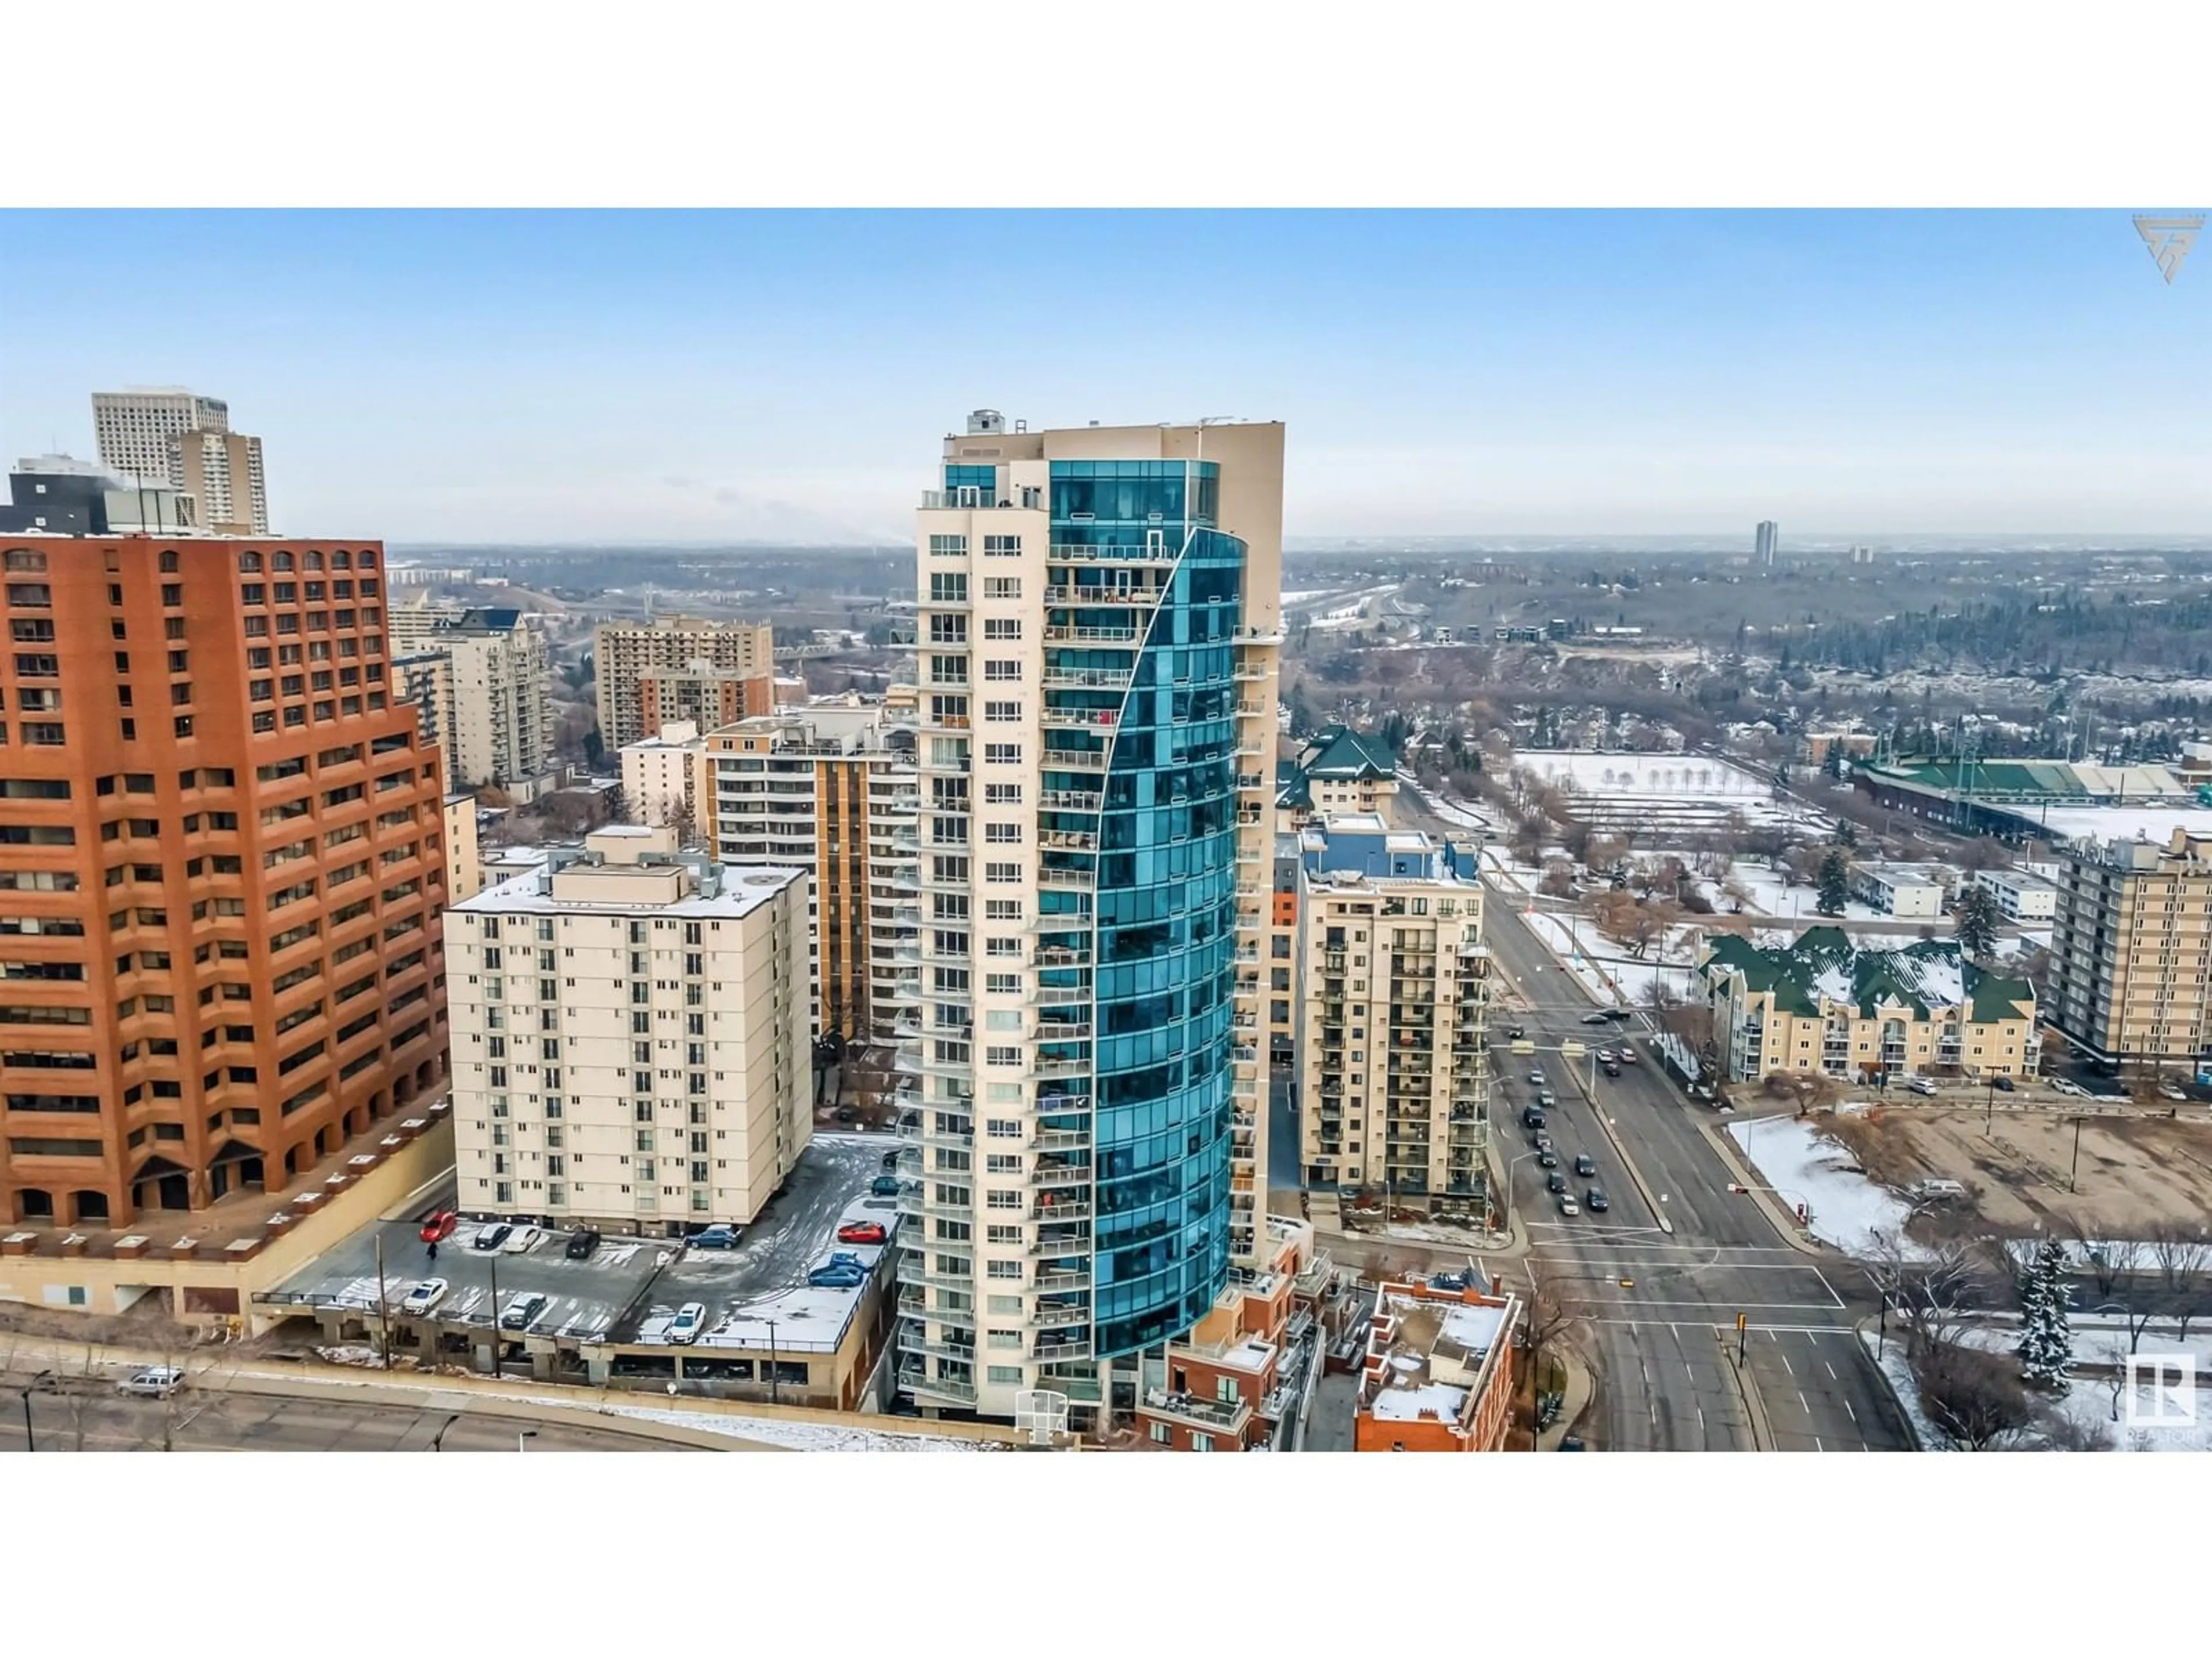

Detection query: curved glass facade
xmin=1039 ymin=461 xmax=1241 ymax=1358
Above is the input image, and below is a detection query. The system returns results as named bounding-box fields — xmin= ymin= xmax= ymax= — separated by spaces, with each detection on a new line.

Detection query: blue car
xmin=689 ymin=1224 xmax=743 ymax=1249
xmin=808 ymin=1266 xmax=867 ymax=1289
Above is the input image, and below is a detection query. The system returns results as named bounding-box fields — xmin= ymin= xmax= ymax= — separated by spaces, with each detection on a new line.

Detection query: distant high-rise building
xmin=896 ymin=410 xmax=1285 ymax=1425
xmin=392 ymin=608 xmax=554 ymax=793
xmin=0 ymin=533 xmax=450 ymax=1229
xmin=2050 ymin=828 xmax=2212 ymax=1071
xmin=90 ymin=388 xmax=270 ymax=534
xmin=1849 ymin=544 xmax=1873 ymax=566
xmin=170 ymin=429 xmax=269 ymax=535
xmin=92 ymin=388 xmax=229 ymax=484
xmin=594 ymin=618 xmax=776 ymax=750
xmin=1755 ymin=520 xmax=1779 ymax=568
xmin=703 ymin=707 xmax=919 ymax=1043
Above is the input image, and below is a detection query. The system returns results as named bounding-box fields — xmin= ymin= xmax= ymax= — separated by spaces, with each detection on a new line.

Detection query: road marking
xmin=1589 ymin=1298 xmax=1857 ymax=1312
xmin=1815 ymin=1435 xmax=1825 ymax=1452
xmin=1846 ymin=1399 xmax=1858 ymax=1423
xmin=1587 ymin=1318 xmax=1858 ymax=1333
xmin=1780 ymin=1350 xmax=1794 ymax=1375
xmin=1825 ymin=1359 xmax=1838 ymax=1381
xmin=1684 ymin=1362 xmax=1696 ymax=1384
xmin=1799 ymin=1390 xmax=1812 ymax=1415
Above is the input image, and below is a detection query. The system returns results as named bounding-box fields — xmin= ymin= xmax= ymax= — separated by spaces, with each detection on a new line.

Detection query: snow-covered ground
xmin=1514 ymin=751 xmax=1774 ymax=798
xmin=1704 ymin=862 xmax=1897 ymax=925
xmin=598 ymin=1402 xmax=1002 ymax=1453
xmin=1725 ymin=1116 xmax=1920 ymax=1256
xmin=1397 ymin=773 xmax=1495 ymax=833
xmin=1866 ymin=1328 xmax=2211 ymax=1453
xmin=1523 ymin=911 xmax=1699 ymax=1007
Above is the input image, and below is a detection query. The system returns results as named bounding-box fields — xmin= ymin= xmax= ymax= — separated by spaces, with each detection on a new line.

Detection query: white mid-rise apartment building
xmin=447 ymin=826 xmax=810 ymax=1236
xmin=1292 ymin=816 xmax=1491 ymax=1210
xmin=704 ymin=705 xmax=920 ymax=1043
xmin=896 ymin=410 xmax=1285 ymax=1427
xmin=620 ymin=720 xmax=713 ymax=836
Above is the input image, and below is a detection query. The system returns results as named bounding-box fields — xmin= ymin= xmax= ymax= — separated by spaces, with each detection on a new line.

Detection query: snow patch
xmin=1725 ymin=1116 xmax=1922 ymax=1257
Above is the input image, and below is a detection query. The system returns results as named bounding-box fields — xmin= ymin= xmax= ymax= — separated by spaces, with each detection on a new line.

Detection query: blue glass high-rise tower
xmin=895 ymin=411 xmax=1285 ymax=1426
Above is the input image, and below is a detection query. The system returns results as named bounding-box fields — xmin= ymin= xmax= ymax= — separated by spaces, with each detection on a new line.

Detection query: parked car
xmin=834 ymin=1107 xmax=859 ymax=1123
xmin=472 ymin=1222 xmax=512 ymax=1252
xmin=2158 ymin=1079 xmax=2188 ymax=1101
xmin=399 ymin=1277 xmax=449 ymax=1316
xmin=837 ymin=1221 xmax=889 ymax=1245
xmin=1557 ymin=1196 xmax=1581 ymax=1217
xmin=501 ymin=1224 xmax=544 ymax=1255
xmin=1574 ymin=1154 xmax=1596 ymax=1178
xmin=565 ymin=1228 xmax=601 ymax=1260
xmin=880 ymin=1151 xmax=901 ymax=1173
xmin=1586 ymin=1188 xmax=1609 ymax=1213
xmin=1558 ymin=1436 xmax=1587 ymax=1452
xmin=418 ymin=1210 xmax=459 ymax=1245
xmin=117 ymin=1366 xmax=184 ymax=1399
xmin=1537 ymin=1149 xmax=1559 ymax=1169
xmin=2052 ymin=1077 xmax=2088 ymax=1097
xmin=870 ymin=1175 xmax=902 ymax=1197
xmin=667 ymin=1302 xmax=708 ymax=1344
xmin=1990 ymin=1074 xmax=2014 ymax=1092
xmin=499 ymin=1292 xmax=548 ymax=1331
xmin=689 ymin=1224 xmax=743 ymax=1249
xmin=1903 ymin=1076 xmax=1938 ymax=1097
xmin=1546 ymin=1172 xmax=1569 ymax=1194
xmin=808 ymin=1263 xmax=867 ymax=1290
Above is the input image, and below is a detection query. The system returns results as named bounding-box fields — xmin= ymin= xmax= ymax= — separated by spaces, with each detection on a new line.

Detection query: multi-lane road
xmin=0 ymin=1382 xmax=652 ymax=1453
xmin=1475 ymin=870 xmax=1912 ymax=1449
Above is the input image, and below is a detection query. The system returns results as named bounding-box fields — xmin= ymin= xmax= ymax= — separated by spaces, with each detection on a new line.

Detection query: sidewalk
xmin=1536 ymin=1342 xmax=1596 ymax=1450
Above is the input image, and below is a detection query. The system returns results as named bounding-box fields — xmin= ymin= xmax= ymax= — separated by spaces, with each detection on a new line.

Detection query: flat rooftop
xmin=262 ymin=1134 xmax=896 ymax=1352
xmin=454 ymin=861 xmax=801 ymax=921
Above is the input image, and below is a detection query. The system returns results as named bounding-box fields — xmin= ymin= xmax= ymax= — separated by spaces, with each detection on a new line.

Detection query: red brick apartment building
xmin=0 ymin=536 xmax=450 ymax=1228
xmin=1354 ymin=1278 xmax=1520 ymax=1452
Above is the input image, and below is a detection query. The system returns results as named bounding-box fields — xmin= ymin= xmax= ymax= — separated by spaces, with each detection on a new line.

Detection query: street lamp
xmin=18 ymin=1369 xmax=53 ymax=1454
xmin=517 ymin=1429 xmax=538 ymax=1453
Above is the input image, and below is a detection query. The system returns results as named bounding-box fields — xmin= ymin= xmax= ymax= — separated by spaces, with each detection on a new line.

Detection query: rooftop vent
xmin=966 ymin=409 xmax=1006 ymax=436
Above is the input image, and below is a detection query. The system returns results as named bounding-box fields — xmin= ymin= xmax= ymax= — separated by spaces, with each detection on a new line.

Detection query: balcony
xmin=1030 ymin=1231 xmax=1092 ymax=1256
xmin=1039 ymin=789 xmax=1103 ymax=813
xmin=1041 ymin=746 xmax=1110 ymax=771
xmin=1142 ymin=1388 xmax=1252 ymax=1434
xmin=1039 ymin=866 xmax=1096 ymax=891
xmin=1040 ymin=704 xmax=1117 ymax=731
xmin=1043 ymin=585 xmax=1164 ymax=608
xmin=1032 ymin=1301 xmax=1092 ymax=1329
xmin=1043 ymin=667 xmax=1135 ymax=692
xmin=1048 ymin=542 xmax=1180 ymax=565
xmin=1043 ymin=623 xmax=1140 ymax=645
xmin=1035 ymin=1267 xmax=1092 ymax=1292
xmin=899 ymin=1366 xmax=979 ymax=1405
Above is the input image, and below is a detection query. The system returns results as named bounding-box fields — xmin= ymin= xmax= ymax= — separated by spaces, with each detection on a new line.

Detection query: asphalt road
xmin=1473 ymin=875 xmax=1914 ymax=1451
xmin=0 ymin=1384 xmax=650 ymax=1453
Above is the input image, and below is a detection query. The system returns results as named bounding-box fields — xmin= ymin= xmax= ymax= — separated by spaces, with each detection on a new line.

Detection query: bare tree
xmin=1517 ymin=1262 xmax=1588 ymax=1425
xmin=1908 ymin=1339 xmax=2032 ymax=1450
xmin=2145 ymin=1223 xmax=2211 ymax=1344
xmin=1858 ymin=1230 xmax=1990 ymax=1358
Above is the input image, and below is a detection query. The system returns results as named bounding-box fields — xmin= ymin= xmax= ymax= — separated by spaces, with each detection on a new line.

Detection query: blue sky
xmin=2 ymin=210 xmax=2205 ymax=543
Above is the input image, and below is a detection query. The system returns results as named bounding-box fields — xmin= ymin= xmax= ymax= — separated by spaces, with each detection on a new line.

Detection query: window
xmin=983 ymin=659 xmax=1021 ymax=681
xmin=928 ymin=534 xmax=967 ymax=557
xmin=929 ymin=573 xmax=968 ymax=604
xmin=982 ymin=534 xmax=1022 ymax=556
xmin=984 ymin=700 xmax=1021 ymax=722
xmin=984 ymin=823 xmax=1020 ymax=844
xmin=983 ymin=618 xmax=1021 ymax=640
xmin=982 ymin=577 xmax=1021 ymax=599
xmin=983 ymin=743 xmax=1021 ymax=765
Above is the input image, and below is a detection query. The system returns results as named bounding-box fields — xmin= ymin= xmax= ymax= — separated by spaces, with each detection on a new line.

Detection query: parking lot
xmin=262 ymin=1133 xmax=899 ymax=1350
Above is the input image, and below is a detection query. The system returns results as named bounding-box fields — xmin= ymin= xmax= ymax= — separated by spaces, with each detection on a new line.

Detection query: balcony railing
xmin=1142 ymin=1388 xmax=1252 ymax=1432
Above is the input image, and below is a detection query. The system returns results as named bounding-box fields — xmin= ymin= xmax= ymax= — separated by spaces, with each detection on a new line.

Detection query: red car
xmin=418 ymin=1210 xmax=459 ymax=1244
xmin=836 ymin=1221 xmax=888 ymax=1245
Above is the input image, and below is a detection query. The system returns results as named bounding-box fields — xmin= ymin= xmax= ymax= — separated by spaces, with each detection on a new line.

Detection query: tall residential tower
xmin=896 ymin=410 xmax=1284 ymax=1427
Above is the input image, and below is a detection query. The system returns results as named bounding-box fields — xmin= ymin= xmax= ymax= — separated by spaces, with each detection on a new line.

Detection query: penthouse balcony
xmin=1041 ymin=746 xmax=1111 ymax=772
xmin=1043 ymin=584 xmax=1165 ymax=608
xmin=1048 ymin=542 xmax=1180 ymax=566
xmin=1043 ymin=667 xmax=1134 ymax=692
xmin=1142 ymin=1388 xmax=1253 ymax=1436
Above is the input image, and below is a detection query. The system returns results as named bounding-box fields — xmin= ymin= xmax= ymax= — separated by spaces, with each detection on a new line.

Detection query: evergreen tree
xmin=1835 ymin=818 xmax=1859 ymax=849
xmin=1815 ymin=849 xmax=1850 ymax=916
xmin=2016 ymin=1240 xmax=2074 ymax=1389
xmin=1954 ymin=883 xmax=2001 ymax=960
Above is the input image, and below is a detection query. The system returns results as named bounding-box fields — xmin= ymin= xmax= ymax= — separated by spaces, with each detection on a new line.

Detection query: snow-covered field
xmin=1513 ymin=751 xmax=1774 ymax=798
xmin=1726 ymin=1116 xmax=1919 ymax=1256
xmin=1523 ymin=911 xmax=1699 ymax=1006
xmin=1704 ymin=862 xmax=1896 ymax=925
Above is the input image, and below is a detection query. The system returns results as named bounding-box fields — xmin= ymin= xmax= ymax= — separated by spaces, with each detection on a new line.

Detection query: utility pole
xmin=2070 ymin=1116 xmax=2085 ymax=1192
xmin=375 ymin=1230 xmax=393 ymax=1370
xmin=487 ymin=1255 xmax=501 ymax=1374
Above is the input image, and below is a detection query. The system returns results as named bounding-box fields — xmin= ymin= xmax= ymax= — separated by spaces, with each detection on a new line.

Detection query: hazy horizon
xmin=5 ymin=210 xmax=2208 ymax=543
